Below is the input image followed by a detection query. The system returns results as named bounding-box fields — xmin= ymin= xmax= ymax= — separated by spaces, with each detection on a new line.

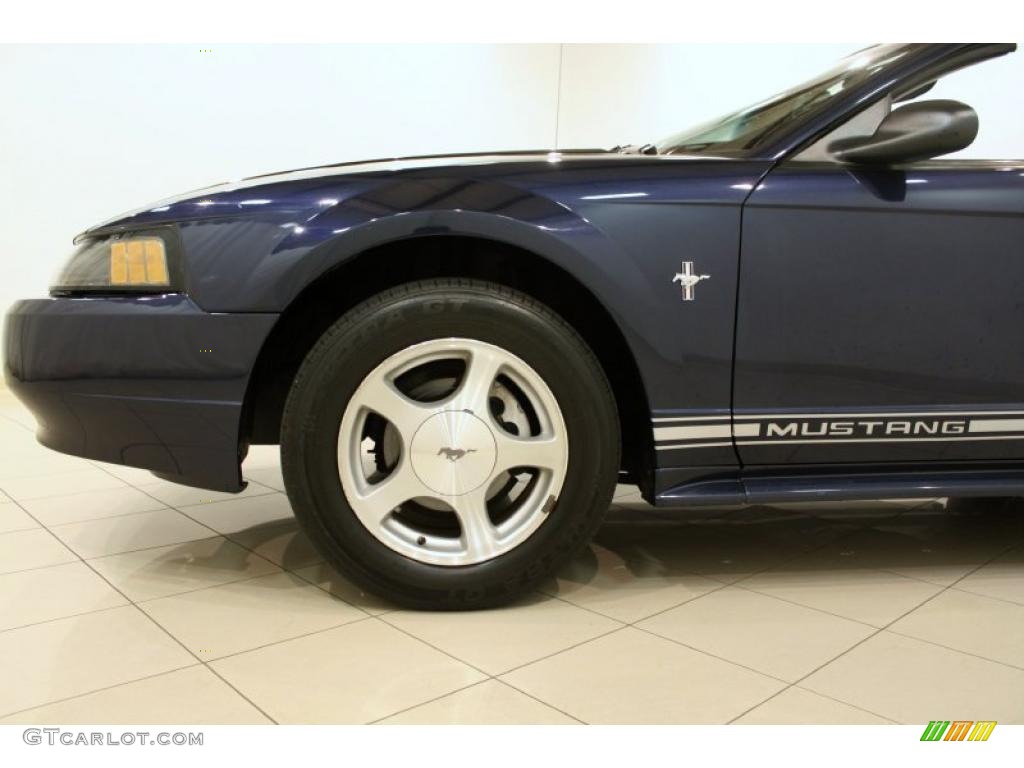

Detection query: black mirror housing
xmin=828 ymin=99 xmax=979 ymax=165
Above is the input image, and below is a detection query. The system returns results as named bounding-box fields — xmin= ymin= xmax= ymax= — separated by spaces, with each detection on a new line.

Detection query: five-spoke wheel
xmin=338 ymin=338 xmax=569 ymax=566
xmin=281 ymin=279 xmax=619 ymax=609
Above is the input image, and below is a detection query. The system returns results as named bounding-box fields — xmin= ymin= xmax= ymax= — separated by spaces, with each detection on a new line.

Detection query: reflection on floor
xmin=1 ymin=386 xmax=1023 ymax=724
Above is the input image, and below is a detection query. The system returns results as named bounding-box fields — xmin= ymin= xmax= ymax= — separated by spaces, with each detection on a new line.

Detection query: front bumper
xmin=3 ymin=295 xmax=278 ymax=491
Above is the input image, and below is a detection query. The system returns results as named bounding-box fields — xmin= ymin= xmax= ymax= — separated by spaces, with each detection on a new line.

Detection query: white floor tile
xmin=542 ymin=542 xmax=723 ymax=623
xmin=291 ymin=563 xmax=395 ymax=615
xmin=50 ymin=508 xmax=215 ymax=559
xmin=503 ymin=627 xmax=784 ymax=724
xmin=1 ymin=468 xmax=126 ymax=501
xmin=802 ymin=631 xmax=1024 ymax=724
xmin=23 ymin=486 xmax=166 ymax=527
xmin=0 ymin=561 xmax=127 ymax=630
xmin=740 ymin=567 xmax=943 ymax=627
xmin=227 ymin=522 xmax=323 ymax=570
xmin=0 ymin=528 xmax=78 ymax=575
xmin=140 ymin=572 xmax=366 ymax=659
xmin=380 ymin=680 xmax=577 ymax=724
xmin=88 ymin=536 xmax=281 ymax=602
xmin=211 ymin=620 xmax=485 ymax=723
xmin=638 ymin=586 xmax=875 ymax=682
xmin=890 ymin=588 xmax=1024 ymax=668
xmin=384 ymin=595 xmax=621 ymax=674
xmin=0 ymin=502 xmax=39 ymax=534
xmin=0 ymin=605 xmax=195 ymax=716
xmin=241 ymin=445 xmax=281 ymax=470
xmin=733 ymin=686 xmax=893 ymax=724
xmin=133 ymin=479 xmax=276 ymax=508
xmin=1 ymin=666 xmax=271 ymax=724
xmin=180 ymin=493 xmax=294 ymax=535
xmin=1 ymin=388 xmax=1023 ymax=726
xmin=955 ymin=545 xmax=1024 ymax=605
xmin=242 ymin=466 xmax=285 ymax=491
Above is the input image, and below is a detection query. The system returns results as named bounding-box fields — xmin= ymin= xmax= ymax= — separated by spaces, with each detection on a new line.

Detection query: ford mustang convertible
xmin=5 ymin=43 xmax=1022 ymax=608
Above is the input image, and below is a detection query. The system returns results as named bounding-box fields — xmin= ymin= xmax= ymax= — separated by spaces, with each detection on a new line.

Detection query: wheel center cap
xmin=410 ymin=410 xmax=497 ymax=496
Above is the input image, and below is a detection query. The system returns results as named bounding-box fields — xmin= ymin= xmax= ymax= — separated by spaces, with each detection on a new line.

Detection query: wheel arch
xmin=240 ymin=234 xmax=654 ymax=490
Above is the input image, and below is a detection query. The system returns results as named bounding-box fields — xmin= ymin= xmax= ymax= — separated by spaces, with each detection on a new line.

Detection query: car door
xmin=732 ymin=153 xmax=1024 ymax=467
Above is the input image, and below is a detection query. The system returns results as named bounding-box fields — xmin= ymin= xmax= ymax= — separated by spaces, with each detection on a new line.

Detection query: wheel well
xmin=241 ymin=235 xmax=653 ymax=488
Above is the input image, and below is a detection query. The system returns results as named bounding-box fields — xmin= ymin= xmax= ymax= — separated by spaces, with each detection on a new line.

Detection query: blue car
xmin=5 ymin=43 xmax=1022 ymax=608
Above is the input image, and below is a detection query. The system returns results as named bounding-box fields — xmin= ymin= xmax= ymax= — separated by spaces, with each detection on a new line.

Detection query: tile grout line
xmin=32 ymin=502 xmax=176 ymax=529
xmin=364 ymin=675 xmax=587 ymax=725
xmin=529 ymin=501 xmax=959 ymax=723
xmin=7 ymin=431 xmax=1019 ymax=725
xmin=947 ymin=583 xmax=1024 ymax=608
xmin=74 ymin=456 xmax=500 ymax=723
xmin=3 ymin=493 xmax=281 ymax=725
xmin=543 ymin=502 xmax=891 ymax=631
xmin=83 ymin=461 xmax=375 ymax=610
xmin=727 ymin=580 xmax=909 ymax=631
xmin=487 ymin=677 xmax=588 ymax=725
xmin=0 ymin=530 xmax=276 ymax=580
xmin=373 ymin=604 xmax=630 ymax=724
xmin=783 ymin=685 xmax=900 ymax=725
xmin=0 ymin=555 xmax=358 ymax=637
xmin=83 ymin=457 xmax=416 ymax=606
xmin=187 ymin=614 xmax=377 ymax=666
xmin=113 ymin=465 xmax=406 ymax=616
xmin=285 ymin=565 xmax=399 ymax=617
xmin=723 ymin=532 xmax=1024 ymax=725
xmin=0 ymin=595 xmax=135 ymax=636
xmin=364 ymin=679 xmax=500 ymax=725
xmin=883 ymin=627 xmax=1024 ymax=673
xmin=724 ymin=541 xmax=1008 ymax=724
xmin=4 ymin=476 xmax=281 ymax=530
xmin=731 ymin=562 xmax=1023 ymax=633
xmin=0 ymin=664 xmax=208 ymax=722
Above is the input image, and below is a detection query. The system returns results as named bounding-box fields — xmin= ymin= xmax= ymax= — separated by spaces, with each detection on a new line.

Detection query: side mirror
xmin=828 ymin=99 xmax=978 ymax=165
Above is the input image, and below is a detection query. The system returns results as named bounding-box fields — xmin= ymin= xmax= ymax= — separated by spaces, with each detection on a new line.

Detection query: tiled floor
xmin=1 ymin=386 xmax=1023 ymax=725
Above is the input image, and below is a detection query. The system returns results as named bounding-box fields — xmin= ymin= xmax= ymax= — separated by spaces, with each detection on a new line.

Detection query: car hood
xmin=83 ymin=148 xmax=725 ymax=235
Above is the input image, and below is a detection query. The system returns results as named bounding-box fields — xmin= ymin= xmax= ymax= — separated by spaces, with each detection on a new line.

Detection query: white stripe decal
xmin=736 ymin=435 xmax=1024 ymax=446
xmin=650 ymin=409 xmax=1024 ymax=450
xmin=733 ymin=423 xmax=760 ymax=437
xmin=735 ymin=410 xmax=1024 ymax=420
xmin=652 ymin=415 xmax=730 ymax=423
xmin=968 ymin=418 xmax=1024 ymax=433
xmin=654 ymin=424 xmax=731 ymax=441
xmin=655 ymin=441 xmax=733 ymax=451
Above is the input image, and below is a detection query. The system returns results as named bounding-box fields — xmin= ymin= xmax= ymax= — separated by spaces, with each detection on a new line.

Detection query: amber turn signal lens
xmin=109 ymin=238 xmax=169 ymax=286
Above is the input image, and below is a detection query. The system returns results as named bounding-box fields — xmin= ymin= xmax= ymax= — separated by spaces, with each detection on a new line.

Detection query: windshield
xmin=657 ymin=44 xmax=915 ymax=156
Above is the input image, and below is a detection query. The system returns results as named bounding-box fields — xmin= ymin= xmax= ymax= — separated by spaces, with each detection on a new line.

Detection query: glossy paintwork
xmin=735 ymin=160 xmax=1024 ymax=465
xmin=657 ymin=467 xmax=1024 ymax=507
xmin=4 ymin=43 xmax=1022 ymax=498
xmin=4 ymin=296 xmax=276 ymax=490
xmin=108 ymin=155 xmax=768 ymax=440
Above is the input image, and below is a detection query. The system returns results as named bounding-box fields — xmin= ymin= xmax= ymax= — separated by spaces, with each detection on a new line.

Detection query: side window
xmin=794 ymin=98 xmax=890 ymax=161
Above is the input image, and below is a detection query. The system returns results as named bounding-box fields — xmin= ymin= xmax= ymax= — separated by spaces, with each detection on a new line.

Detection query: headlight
xmin=50 ymin=229 xmax=182 ymax=294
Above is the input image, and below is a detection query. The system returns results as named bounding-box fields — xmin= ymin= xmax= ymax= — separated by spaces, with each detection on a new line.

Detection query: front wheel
xmin=280 ymin=279 xmax=620 ymax=609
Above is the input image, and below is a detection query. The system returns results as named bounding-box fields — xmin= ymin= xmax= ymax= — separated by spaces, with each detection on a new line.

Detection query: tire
xmin=280 ymin=279 xmax=620 ymax=609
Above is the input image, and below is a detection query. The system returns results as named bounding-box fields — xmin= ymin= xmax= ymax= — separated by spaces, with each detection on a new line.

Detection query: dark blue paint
xmin=735 ymin=160 xmax=1024 ymax=465
xmin=4 ymin=296 xmax=276 ymax=490
xmin=4 ymin=43 xmax=1022 ymax=499
xmin=659 ymin=468 xmax=1024 ymax=507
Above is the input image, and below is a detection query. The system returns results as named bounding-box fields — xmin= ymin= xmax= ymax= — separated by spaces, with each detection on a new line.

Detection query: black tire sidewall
xmin=281 ymin=282 xmax=619 ymax=608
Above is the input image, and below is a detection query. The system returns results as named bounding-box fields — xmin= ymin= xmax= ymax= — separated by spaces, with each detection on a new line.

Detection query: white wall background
xmin=2 ymin=43 xmax=1021 ymax=318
